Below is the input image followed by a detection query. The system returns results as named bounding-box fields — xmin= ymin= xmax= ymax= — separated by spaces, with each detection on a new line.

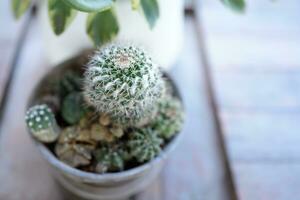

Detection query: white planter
xmin=37 ymin=0 xmax=184 ymax=69
xmin=28 ymin=54 xmax=184 ymax=200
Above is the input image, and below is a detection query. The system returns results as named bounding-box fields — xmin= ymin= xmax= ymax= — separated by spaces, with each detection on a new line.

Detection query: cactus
xmin=25 ymin=44 xmax=185 ymax=174
xmin=55 ymin=126 xmax=97 ymax=167
xmin=151 ymin=97 xmax=184 ymax=139
xmin=25 ymin=104 xmax=60 ymax=143
xmin=84 ymin=44 xmax=164 ymax=126
xmin=127 ymin=128 xmax=163 ymax=163
xmin=94 ymin=142 xmax=129 ymax=173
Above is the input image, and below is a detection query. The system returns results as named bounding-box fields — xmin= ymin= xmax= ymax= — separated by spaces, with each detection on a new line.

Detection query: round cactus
xmin=127 ymin=128 xmax=163 ymax=163
xmin=151 ymin=97 xmax=184 ymax=139
xmin=25 ymin=104 xmax=60 ymax=143
xmin=84 ymin=44 xmax=164 ymax=126
xmin=94 ymin=142 xmax=129 ymax=173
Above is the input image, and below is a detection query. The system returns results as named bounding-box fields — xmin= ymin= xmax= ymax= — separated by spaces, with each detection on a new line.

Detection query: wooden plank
xmin=191 ymin=9 xmax=238 ymax=200
xmin=200 ymin=0 xmax=300 ymax=71
xmin=154 ymin=17 xmax=233 ymax=200
xmin=204 ymin=34 xmax=300 ymax=71
xmin=0 ymin=0 xmax=30 ymax=109
xmin=233 ymin=163 xmax=300 ymax=200
xmin=201 ymin=0 xmax=300 ymax=34
xmin=198 ymin=0 xmax=300 ymax=199
xmin=0 ymin=18 xmax=62 ymax=200
xmin=222 ymin=112 xmax=300 ymax=161
xmin=214 ymin=72 xmax=300 ymax=110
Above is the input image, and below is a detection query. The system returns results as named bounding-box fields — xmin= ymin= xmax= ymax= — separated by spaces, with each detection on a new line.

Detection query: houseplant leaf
xmin=140 ymin=0 xmax=159 ymax=29
xmin=221 ymin=0 xmax=246 ymax=12
xmin=86 ymin=8 xmax=119 ymax=46
xmin=48 ymin=0 xmax=77 ymax=35
xmin=62 ymin=0 xmax=113 ymax=12
xmin=11 ymin=0 xmax=31 ymax=19
xmin=131 ymin=0 xmax=140 ymax=10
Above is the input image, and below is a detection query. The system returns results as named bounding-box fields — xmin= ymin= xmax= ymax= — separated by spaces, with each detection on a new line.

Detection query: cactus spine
xmin=151 ymin=97 xmax=184 ymax=139
xmin=84 ymin=44 xmax=164 ymax=126
xmin=94 ymin=142 xmax=129 ymax=173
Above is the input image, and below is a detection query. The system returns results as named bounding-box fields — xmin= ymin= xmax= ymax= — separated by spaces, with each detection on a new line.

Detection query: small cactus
xmin=94 ymin=142 xmax=129 ymax=173
xmin=84 ymin=44 xmax=164 ymax=126
xmin=127 ymin=128 xmax=163 ymax=163
xmin=151 ymin=97 xmax=184 ymax=139
xmin=25 ymin=104 xmax=60 ymax=143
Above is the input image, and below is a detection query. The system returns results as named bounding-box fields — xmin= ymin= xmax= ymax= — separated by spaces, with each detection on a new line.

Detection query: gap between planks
xmin=190 ymin=3 xmax=239 ymax=200
xmin=0 ymin=8 xmax=34 ymax=137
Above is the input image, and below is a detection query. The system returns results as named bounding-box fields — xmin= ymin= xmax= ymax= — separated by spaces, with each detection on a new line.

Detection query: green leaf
xmin=11 ymin=0 xmax=31 ymax=19
xmin=131 ymin=0 xmax=140 ymax=10
xmin=62 ymin=0 xmax=113 ymax=12
xmin=62 ymin=92 xmax=86 ymax=125
xmin=140 ymin=0 xmax=159 ymax=29
xmin=48 ymin=0 xmax=77 ymax=35
xmin=221 ymin=0 xmax=246 ymax=13
xmin=86 ymin=8 xmax=119 ymax=46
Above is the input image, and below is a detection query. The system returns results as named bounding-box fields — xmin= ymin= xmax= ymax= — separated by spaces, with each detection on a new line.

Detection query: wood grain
xmin=222 ymin=111 xmax=300 ymax=162
xmin=214 ymin=72 xmax=300 ymax=110
xmin=199 ymin=0 xmax=300 ymax=199
xmin=233 ymin=163 xmax=300 ymax=200
xmin=201 ymin=0 xmax=300 ymax=71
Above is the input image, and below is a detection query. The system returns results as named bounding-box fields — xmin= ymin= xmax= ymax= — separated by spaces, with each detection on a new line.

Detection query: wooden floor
xmin=200 ymin=0 xmax=300 ymax=199
xmin=1 ymin=0 xmax=300 ymax=199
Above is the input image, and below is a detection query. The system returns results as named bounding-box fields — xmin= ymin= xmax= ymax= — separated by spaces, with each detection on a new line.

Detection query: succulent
xmin=24 ymin=44 xmax=186 ymax=174
xmin=94 ymin=142 xmax=129 ymax=173
xmin=62 ymin=92 xmax=86 ymax=125
xmin=25 ymin=104 xmax=60 ymax=143
xmin=84 ymin=44 xmax=164 ymax=126
xmin=128 ymin=128 xmax=163 ymax=163
xmin=90 ymin=114 xmax=124 ymax=142
xmin=151 ymin=97 xmax=184 ymax=139
xmin=55 ymin=126 xmax=96 ymax=167
xmin=59 ymin=70 xmax=82 ymax=97
xmin=78 ymin=111 xmax=97 ymax=129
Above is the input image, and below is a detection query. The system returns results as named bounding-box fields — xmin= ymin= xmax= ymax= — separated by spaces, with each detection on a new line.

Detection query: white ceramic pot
xmin=37 ymin=0 xmax=184 ymax=70
xmin=28 ymin=54 xmax=183 ymax=200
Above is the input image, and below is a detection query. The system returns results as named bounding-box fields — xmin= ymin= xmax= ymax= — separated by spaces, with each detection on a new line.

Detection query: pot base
xmin=53 ymin=163 xmax=163 ymax=200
